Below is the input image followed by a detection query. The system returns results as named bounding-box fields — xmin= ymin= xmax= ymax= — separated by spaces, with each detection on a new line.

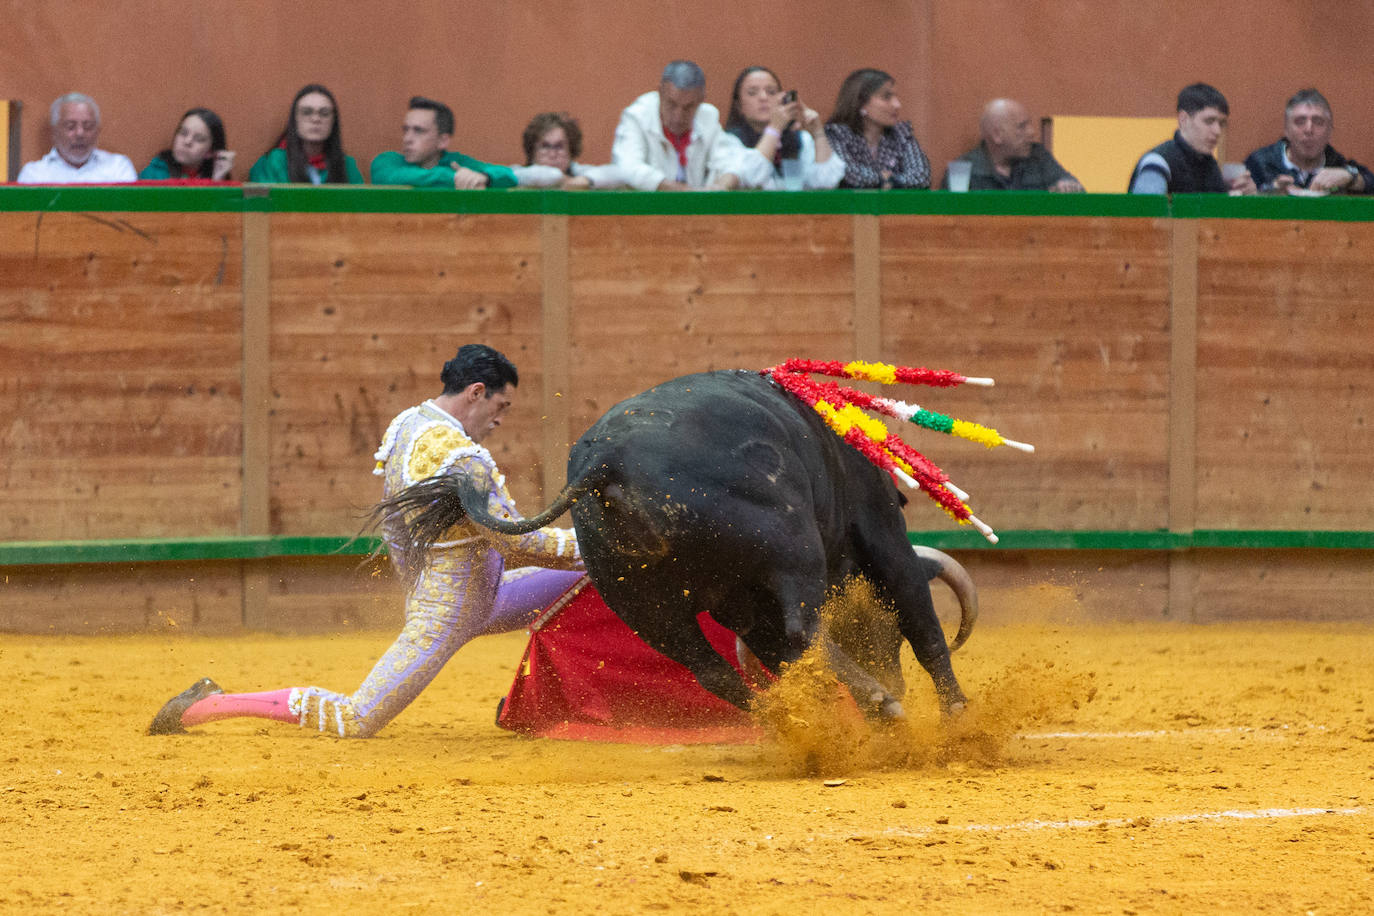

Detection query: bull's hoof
xmin=148 ymin=677 xmax=222 ymax=735
xmin=941 ymin=699 xmax=969 ymax=721
xmin=860 ymin=690 xmax=906 ymax=721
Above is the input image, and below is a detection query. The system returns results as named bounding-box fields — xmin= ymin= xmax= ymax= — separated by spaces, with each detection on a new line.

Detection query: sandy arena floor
xmin=3 ymin=613 xmax=1372 ymax=914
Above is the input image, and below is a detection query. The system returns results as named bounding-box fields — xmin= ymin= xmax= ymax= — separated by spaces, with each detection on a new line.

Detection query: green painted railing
xmin=1 ymin=184 xmax=1370 ymax=220
xmin=2 ymin=529 xmax=1372 ymax=567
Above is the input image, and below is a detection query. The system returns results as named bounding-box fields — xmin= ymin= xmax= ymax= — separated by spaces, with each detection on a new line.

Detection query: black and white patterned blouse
xmin=824 ymin=120 xmax=931 ymax=189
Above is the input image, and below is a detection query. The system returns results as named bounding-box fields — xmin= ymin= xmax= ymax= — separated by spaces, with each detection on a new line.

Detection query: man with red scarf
xmin=611 ymin=60 xmax=743 ymax=191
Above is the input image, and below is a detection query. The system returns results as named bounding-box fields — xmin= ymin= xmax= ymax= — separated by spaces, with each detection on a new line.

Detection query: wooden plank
xmin=1168 ymin=219 xmax=1199 ymax=533
xmin=1195 ymin=219 xmax=1374 ymax=529
xmin=1168 ymin=219 xmax=1199 ymax=621
xmin=879 ymin=214 xmax=1173 ymax=534
xmin=852 ymin=213 xmax=880 ymax=358
xmin=3 ymin=457 xmax=241 ymax=541
xmin=931 ymin=550 xmax=1171 ymax=625
xmin=0 ymin=558 xmax=397 ymax=634
xmin=242 ymin=212 xmax=271 ymax=628
xmin=1192 ymin=549 xmax=1374 ymax=622
xmin=267 ymin=213 xmax=545 ymax=533
xmin=947 ymin=548 xmax=1374 ymax=626
xmin=0 ymin=561 xmax=243 ymax=633
xmin=255 ymin=555 xmax=400 ymax=632
xmin=12 ymin=545 xmax=1374 ymax=633
xmin=566 ymin=214 xmax=855 ymax=435
xmin=0 ymin=211 xmax=243 ymax=540
xmin=242 ymin=212 xmax=271 ymax=534
xmin=269 ymin=212 xmax=543 ymax=294
xmin=541 ymin=214 xmax=571 ymax=501
xmin=1 ymin=100 xmax=18 ymax=182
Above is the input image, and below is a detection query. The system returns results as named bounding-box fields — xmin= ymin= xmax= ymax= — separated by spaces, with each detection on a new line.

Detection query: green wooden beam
xmin=906 ymin=528 xmax=1374 ymax=551
xmin=1170 ymin=192 xmax=1374 ymax=222
xmin=0 ymin=535 xmax=379 ymax=566
xmin=3 ymin=530 xmax=1372 ymax=567
xmin=35 ymin=184 xmax=1374 ymax=220
xmin=5 ymin=185 xmax=1371 ymax=219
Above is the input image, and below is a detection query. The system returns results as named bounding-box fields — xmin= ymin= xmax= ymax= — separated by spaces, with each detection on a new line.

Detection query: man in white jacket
xmin=611 ymin=60 xmax=741 ymax=191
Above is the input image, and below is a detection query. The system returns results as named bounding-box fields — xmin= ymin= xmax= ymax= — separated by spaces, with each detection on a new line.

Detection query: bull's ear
xmin=896 ymin=490 xmax=909 ymax=508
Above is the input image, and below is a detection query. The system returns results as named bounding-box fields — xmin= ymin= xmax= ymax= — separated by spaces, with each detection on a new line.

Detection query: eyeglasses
xmin=297 ymin=106 xmax=334 ymax=120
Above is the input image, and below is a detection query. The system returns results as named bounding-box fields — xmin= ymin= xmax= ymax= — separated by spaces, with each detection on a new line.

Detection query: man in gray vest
xmin=1129 ymin=83 xmax=1255 ymax=195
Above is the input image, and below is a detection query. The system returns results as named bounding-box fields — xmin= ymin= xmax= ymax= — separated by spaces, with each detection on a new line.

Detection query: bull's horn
xmin=912 ymin=545 xmax=978 ymax=652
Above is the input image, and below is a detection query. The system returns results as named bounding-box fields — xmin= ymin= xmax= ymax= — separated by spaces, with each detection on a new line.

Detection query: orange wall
xmin=1 ymin=1 xmax=1372 ymax=185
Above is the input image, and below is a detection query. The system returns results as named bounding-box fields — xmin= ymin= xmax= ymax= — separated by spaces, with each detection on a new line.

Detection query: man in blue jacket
xmin=1244 ymin=89 xmax=1371 ymax=194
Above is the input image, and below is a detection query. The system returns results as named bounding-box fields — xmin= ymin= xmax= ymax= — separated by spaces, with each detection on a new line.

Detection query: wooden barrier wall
xmin=2 ymin=189 xmax=1372 ymax=632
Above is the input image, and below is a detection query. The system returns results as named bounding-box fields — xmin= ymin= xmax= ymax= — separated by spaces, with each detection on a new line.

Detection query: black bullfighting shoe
xmin=148 ymin=677 xmax=223 ymax=735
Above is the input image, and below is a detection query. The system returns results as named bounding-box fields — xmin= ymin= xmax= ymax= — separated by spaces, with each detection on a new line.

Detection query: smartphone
xmin=781 ymin=90 xmax=797 ymax=104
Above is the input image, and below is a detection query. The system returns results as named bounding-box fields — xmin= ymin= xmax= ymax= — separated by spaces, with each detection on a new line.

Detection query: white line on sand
xmin=1017 ymin=725 xmax=1327 ymax=741
xmin=863 ymin=806 xmax=1368 ymax=840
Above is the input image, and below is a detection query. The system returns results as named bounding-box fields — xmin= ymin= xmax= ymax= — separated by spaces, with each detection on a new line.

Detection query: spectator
xmin=823 ymin=69 xmax=930 ymax=189
xmin=371 ymin=96 xmax=515 ymax=189
xmin=611 ymin=60 xmax=741 ymax=191
xmin=1129 ymin=83 xmax=1255 ymax=195
xmin=510 ymin=112 xmax=629 ymax=189
xmin=140 ymin=108 xmax=235 ymax=181
xmin=721 ymin=66 xmax=843 ymax=190
xmin=943 ymin=98 xmax=1082 ymax=192
xmin=1244 ymin=89 xmax=1371 ymax=195
xmin=17 ymin=93 xmax=137 ymax=184
xmin=248 ymin=84 xmax=363 ymax=184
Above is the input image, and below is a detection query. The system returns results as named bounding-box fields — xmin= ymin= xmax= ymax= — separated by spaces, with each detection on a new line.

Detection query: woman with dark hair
xmin=510 ymin=111 xmax=628 ymax=189
xmin=248 ymin=84 xmax=363 ymax=184
xmin=824 ymin=69 xmax=931 ymax=189
xmin=721 ymin=66 xmax=842 ymax=190
xmin=140 ymin=108 xmax=235 ymax=180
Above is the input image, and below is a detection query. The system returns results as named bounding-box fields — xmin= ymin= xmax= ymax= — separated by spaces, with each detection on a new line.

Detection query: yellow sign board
xmin=1 ymin=101 xmax=21 ymax=181
xmin=1043 ymin=115 xmax=1224 ymax=193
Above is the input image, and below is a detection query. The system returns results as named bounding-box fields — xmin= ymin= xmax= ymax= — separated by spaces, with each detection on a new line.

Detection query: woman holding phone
xmin=721 ymin=66 xmax=843 ymax=190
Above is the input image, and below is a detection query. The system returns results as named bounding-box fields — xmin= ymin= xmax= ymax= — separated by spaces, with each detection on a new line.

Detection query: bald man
xmin=942 ymin=98 xmax=1081 ymax=192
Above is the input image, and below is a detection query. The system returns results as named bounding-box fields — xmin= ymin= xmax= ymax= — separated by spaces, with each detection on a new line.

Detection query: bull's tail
xmin=368 ymin=470 xmax=597 ymax=581
xmin=913 ymin=545 xmax=979 ymax=651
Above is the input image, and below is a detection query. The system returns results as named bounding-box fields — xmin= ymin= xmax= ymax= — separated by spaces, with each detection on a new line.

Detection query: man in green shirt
xmin=370 ymin=97 xmax=516 ymax=189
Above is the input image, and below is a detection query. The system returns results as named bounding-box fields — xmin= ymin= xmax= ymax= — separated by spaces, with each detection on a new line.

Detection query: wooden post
xmin=241 ymin=209 xmax=272 ymax=626
xmin=852 ymin=213 xmax=881 ymax=358
xmin=1168 ymin=219 xmax=1199 ymax=621
xmin=541 ymin=214 xmax=571 ymax=502
xmin=1 ymin=100 xmax=21 ymax=182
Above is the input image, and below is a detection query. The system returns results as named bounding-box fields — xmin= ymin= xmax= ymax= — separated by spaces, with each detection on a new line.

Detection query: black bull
xmin=382 ymin=370 xmax=978 ymax=718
